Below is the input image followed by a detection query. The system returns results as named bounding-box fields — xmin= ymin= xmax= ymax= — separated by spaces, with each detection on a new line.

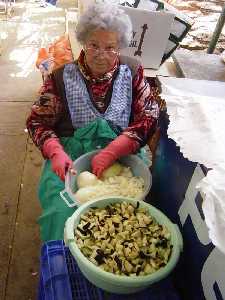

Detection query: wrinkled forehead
xmin=85 ymin=29 xmax=119 ymax=46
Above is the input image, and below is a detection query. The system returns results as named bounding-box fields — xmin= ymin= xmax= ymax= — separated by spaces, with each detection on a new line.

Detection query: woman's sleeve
xmin=123 ymin=65 xmax=160 ymax=147
xmin=26 ymin=76 xmax=64 ymax=153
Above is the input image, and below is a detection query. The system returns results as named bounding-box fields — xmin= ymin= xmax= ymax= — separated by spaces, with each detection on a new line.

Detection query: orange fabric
xmin=36 ymin=34 xmax=74 ymax=71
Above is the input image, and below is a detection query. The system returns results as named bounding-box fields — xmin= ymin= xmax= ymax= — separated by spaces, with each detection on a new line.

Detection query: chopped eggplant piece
xmin=83 ymin=222 xmax=90 ymax=230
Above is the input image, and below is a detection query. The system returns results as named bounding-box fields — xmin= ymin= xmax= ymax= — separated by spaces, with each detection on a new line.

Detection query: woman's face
xmin=84 ymin=30 xmax=119 ymax=77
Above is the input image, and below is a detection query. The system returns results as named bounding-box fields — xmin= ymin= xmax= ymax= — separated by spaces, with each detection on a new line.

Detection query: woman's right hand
xmin=51 ymin=150 xmax=75 ymax=181
xmin=43 ymin=138 xmax=76 ymax=181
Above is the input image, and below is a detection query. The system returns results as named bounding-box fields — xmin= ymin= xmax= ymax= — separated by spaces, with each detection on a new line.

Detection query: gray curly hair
xmin=75 ymin=2 xmax=132 ymax=49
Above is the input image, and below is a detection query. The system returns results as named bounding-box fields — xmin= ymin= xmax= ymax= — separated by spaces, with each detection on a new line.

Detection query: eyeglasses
xmin=85 ymin=45 xmax=119 ymax=57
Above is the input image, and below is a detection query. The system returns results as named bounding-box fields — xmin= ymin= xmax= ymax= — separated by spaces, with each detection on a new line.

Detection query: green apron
xmin=38 ymin=119 xmax=149 ymax=242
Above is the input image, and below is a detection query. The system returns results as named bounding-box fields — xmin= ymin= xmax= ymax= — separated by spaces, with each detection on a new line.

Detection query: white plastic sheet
xmin=159 ymin=77 xmax=225 ymax=254
xmin=196 ymin=167 xmax=225 ymax=254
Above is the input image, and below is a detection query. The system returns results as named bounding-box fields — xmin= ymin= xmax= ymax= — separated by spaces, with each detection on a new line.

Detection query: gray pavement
xmin=0 ymin=1 xmax=73 ymax=299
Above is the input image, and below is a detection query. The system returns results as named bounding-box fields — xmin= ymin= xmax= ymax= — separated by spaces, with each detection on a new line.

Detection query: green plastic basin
xmin=64 ymin=197 xmax=183 ymax=294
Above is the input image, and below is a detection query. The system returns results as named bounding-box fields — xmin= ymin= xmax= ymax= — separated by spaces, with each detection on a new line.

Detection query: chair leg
xmin=148 ymin=127 xmax=161 ymax=170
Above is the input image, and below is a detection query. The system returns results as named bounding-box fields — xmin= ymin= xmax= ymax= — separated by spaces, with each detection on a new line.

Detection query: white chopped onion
xmin=74 ymin=165 xmax=145 ymax=204
xmin=77 ymin=171 xmax=98 ymax=189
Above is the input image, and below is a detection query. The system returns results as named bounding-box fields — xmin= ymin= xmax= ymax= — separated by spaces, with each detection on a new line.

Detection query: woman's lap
xmin=38 ymin=160 xmax=76 ymax=241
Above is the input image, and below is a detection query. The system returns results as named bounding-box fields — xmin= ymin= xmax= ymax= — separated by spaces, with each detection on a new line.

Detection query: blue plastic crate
xmin=38 ymin=240 xmax=182 ymax=300
xmin=39 ymin=240 xmax=104 ymax=300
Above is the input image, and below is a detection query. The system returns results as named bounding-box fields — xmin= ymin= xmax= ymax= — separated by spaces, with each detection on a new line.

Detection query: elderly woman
xmin=26 ymin=2 xmax=160 ymax=241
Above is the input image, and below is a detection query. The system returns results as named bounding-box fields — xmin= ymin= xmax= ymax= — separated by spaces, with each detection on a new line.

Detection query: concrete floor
xmin=0 ymin=1 xmax=74 ymax=299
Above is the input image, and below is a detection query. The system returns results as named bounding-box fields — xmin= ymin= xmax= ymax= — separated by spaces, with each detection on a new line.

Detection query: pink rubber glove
xmin=91 ymin=135 xmax=139 ymax=177
xmin=43 ymin=138 xmax=75 ymax=181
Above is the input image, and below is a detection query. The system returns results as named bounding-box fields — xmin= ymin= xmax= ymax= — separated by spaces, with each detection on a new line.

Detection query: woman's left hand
xmin=91 ymin=135 xmax=139 ymax=177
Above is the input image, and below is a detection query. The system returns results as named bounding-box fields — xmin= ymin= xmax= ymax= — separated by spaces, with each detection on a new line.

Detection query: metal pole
xmin=207 ymin=4 xmax=225 ymax=53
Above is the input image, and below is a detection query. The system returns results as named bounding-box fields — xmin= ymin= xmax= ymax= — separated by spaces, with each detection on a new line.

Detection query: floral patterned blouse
xmin=26 ymin=57 xmax=161 ymax=155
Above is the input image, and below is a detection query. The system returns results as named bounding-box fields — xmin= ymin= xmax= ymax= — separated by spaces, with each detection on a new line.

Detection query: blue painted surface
xmin=149 ymin=110 xmax=224 ymax=300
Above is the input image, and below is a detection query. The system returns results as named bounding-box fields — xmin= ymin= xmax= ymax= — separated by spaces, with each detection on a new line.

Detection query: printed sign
xmin=120 ymin=6 xmax=174 ymax=69
xmin=150 ymin=109 xmax=225 ymax=300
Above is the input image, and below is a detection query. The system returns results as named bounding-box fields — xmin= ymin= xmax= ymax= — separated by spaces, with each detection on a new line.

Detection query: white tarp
xmin=159 ymin=77 xmax=225 ymax=254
